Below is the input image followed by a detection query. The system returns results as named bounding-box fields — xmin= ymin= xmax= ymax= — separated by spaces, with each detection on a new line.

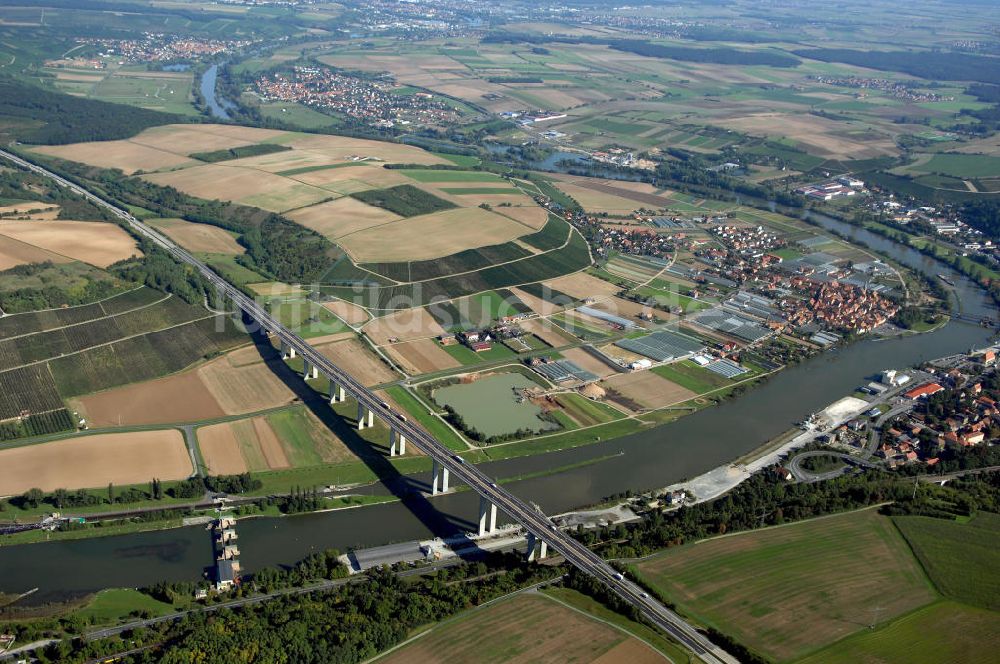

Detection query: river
xmin=199 ymin=64 xmax=236 ymax=121
xmin=0 ymin=214 xmax=994 ymax=605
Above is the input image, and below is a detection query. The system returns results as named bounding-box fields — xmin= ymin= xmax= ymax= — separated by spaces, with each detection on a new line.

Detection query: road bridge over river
xmin=1 ymin=148 xmax=737 ymax=664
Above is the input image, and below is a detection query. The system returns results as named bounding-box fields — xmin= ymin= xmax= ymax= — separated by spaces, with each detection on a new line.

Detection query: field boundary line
xmin=339 ymin=211 xmax=579 ymax=290
xmin=0 ymin=311 xmax=232 ymax=374
xmin=1 ymin=292 xmax=173 ymax=341
xmin=623 ymin=503 xmax=894 ymax=565
xmin=361 ymin=578 xmax=561 ymax=664
xmin=539 ymin=590 xmax=679 ymax=663
xmin=0 ymin=285 xmax=147 ymax=319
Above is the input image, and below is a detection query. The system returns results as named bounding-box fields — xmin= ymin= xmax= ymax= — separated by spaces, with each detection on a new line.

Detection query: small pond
xmin=434 ymin=373 xmax=558 ymax=438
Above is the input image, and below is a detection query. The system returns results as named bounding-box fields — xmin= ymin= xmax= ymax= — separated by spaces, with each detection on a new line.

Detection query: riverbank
xmin=0 ymin=193 xmax=994 ymax=603
xmin=656 ymin=396 xmax=873 ymax=506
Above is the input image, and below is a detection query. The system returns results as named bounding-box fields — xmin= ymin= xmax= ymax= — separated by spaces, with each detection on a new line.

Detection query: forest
xmin=483 ymin=33 xmax=801 ymax=67
xmin=29 ymin=155 xmax=342 ymax=285
xmin=21 ymin=554 xmax=562 ymax=664
xmin=793 ymin=48 xmax=1000 ymax=85
xmin=0 ymin=77 xmax=186 ymax=145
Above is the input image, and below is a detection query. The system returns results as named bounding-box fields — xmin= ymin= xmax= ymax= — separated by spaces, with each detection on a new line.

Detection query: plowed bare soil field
xmin=603 ymin=370 xmax=695 ymax=410
xmin=386 ymin=338 xmax=461 ymax=374
xmin=365 ymin=308 xmax=446 ymax=344
xmin=72 ymin=370 xmax=225 ymax=427
xmin=315 ymin=337 xmax=398 ymax=386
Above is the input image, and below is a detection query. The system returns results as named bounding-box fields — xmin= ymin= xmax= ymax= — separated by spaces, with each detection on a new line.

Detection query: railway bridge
xmin=1 ymin=148 xmax=737 ymax=664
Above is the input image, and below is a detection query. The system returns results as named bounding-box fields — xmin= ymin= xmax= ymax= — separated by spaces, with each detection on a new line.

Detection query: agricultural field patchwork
xmin=636 ymin=509 xmax=937 ymax=662
xmin=375 ymin=592 xmax=668 ymax=664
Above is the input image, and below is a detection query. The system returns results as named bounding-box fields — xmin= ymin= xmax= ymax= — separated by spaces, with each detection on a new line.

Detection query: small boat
xmin=937 ymin=274 xmax=955 ymax=286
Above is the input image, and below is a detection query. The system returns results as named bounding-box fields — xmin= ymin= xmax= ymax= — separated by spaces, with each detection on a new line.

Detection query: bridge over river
xmin=0 ymin=149 xmax=737 ymax=664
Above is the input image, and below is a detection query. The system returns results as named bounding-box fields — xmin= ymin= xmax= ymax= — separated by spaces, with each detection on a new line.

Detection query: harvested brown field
xmin=0 ymin=430 xmax=192 ymax=494
xmin=72 ymin=371 xmax=225 ymax=427
xmin=286 ymin=196 xmax=401 ymax=240
xmin=376 ymin=592 xmax=666 ymax=664
xmin=603 ymin=371 xmax=695 ymax=410
xmin=520 ymin=316 xmax=578 ymax=346
xmin=123 ymin=124 xmax=286 ymax=157
xmin=387 ymin=338 xmax=461 ymax=375
xmin=148 ymin=218 xmax=243 ymax=254
xmin=315 ymin=337 xmax=398 ymax=386
xmin=365 ymin=308 xmax=446 ymax=344
xmin=555 ymin=175 xmax=676 ymax=209
xmin=247 ymin=282 xmax=305 ymax=297
xmin=508 ymin=288 xmax=564 ymax=317
xmin=143 ymin=164 xmax=331 ymax=213
xmin=31 ymin=140 xmax=194 ymax=174
xmin=560 ymin=347 xmax=619 ymax=378
xmin=589 ymin=296 xmax=658 ymax=323
xmin=281 ymin=133 xmax=449 ymax=164
xmin=0 ymin=220 xmax=141 ymax=267
xmin=291 ymin=164 xmax=411 ymax=191
xmin=495 ymin=205 xmax=549 ymax=230
xmin=303 ymin=331 xmax=355 ymax=346
xmin=197 ymin=353 xmax=297 ymax=415
xmin=716 ymin=112 xmax=897 ymax=159
xmin=197 ymin=421 xmax=249 ymax=475
xmin=0 ymin=235 xmax=67 ymax=270
xmin=543 ymin=272 xmax=620 ymax=301
xmin=339 ymin=207 xmax=529 ymax=263
xmin=197 ymin=416 xmax=290 ymax=475
xmin=552 ymin=181 xmax=641 ymax=214
xmin=322 ymin=299 xmax=371 ymax=325
xmin=0 ymin=201 xmax=58 ymax=216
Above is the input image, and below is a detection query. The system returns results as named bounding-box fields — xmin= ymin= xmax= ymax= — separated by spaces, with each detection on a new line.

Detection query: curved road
xmin=1 ymin=149 xmax=736 ymax=664
xmin=787 ymin=450 xmax=881 ymax=483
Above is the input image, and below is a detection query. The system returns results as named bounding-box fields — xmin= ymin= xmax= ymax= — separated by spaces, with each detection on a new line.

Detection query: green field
xmin=384 ymin=385 xmax=466 ymax=452
xmin=797 ymin=601 xmax=1000 ymax=664
xmin=264 ymin=407 xmax=336 ymax=467
xmin=917 ymin=154 xmax=1000 ymax=179
xmin=74 ymin=588 xmax=175 ymax=625
xmin=350 ymin=184 xmax=456 ymax=217
xmin=266 ymin=298 xmax=349 ymax=338
xmin=372 ymin=591 xmax=668 ymax=664
xmin=49 ymin=315 xmax=248 ymax=397
xmin=199 ymin=253 xmax=268 ymax=287
xmin=555 ymin=392 xmax=623 ymax=427
xmin=893 ymin=512 xmax=1000 ymax=610
xmin=651 ymin=360 xmax=730 ymax=394
xmin=442 ymin=342 xmax=517 ymax=365
xmin=636 ymin=509 xmax=937 ymax=662
xmin=399 ymin=169 xmax=504 ymax=183
xmin=440 ymin=187 xmax=521 ymax=195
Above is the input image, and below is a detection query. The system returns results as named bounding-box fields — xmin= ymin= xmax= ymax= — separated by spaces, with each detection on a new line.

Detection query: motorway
xmin=1 ymin=149 xmax=737 ymax=664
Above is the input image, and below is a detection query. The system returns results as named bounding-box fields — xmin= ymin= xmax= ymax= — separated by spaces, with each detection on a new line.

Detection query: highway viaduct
xmin=0 ymin=148 xmax=738 ymax=664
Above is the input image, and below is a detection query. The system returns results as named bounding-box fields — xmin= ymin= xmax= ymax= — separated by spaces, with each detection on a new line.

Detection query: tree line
xmin=0 ymin=77 xmax=186 ymax=145
xmin=484 ymin=32 xmax=801 ymax=68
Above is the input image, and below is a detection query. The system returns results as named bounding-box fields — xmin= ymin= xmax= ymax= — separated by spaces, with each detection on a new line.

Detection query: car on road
xmin=395 ymin=413 xmax=407 ymax=422
xmin=614 ymin=572 xmax=624 ymax=581
xmin=452 ymin=455 xmax=464 ymax=463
